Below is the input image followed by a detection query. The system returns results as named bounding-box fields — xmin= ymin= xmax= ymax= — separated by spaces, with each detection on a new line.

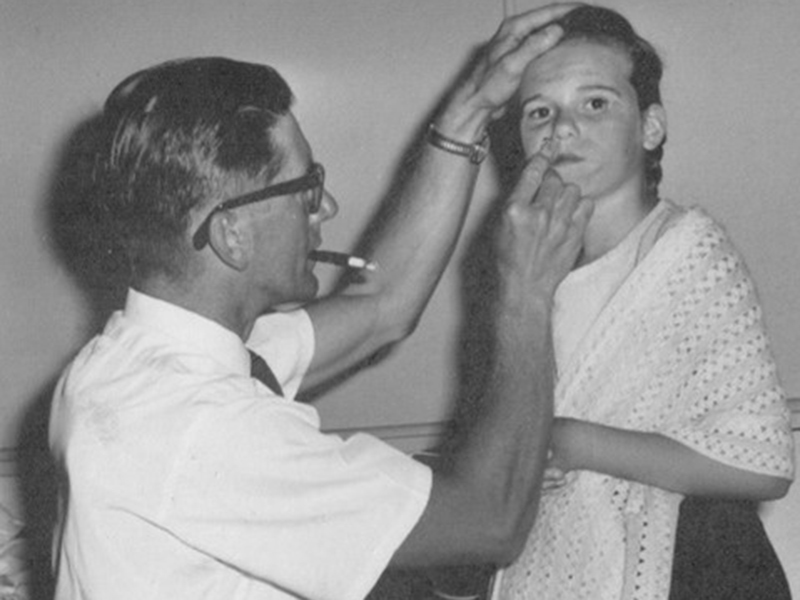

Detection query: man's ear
xmin=207 ymin=211 xmax=251 ymax=271
xmin=642 ymin=104 xmax=667 ymax=151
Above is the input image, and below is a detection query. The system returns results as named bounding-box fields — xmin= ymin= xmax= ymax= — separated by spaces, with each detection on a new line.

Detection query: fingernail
xmin=544 ymin=24 xmax=563 ymax=41
xmin=540 ymin=137 xmax=559 ymax=160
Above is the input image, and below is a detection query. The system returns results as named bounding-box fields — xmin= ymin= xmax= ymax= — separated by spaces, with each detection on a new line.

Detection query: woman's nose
xmin=553 ymin=108 xmax=578 ymax=140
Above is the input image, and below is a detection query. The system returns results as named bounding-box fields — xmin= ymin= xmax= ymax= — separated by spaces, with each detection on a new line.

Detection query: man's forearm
xmin=392 ymin=292 xmax=559 ymax=569
xmin=451 ymin=297 xmax=556 ymax=558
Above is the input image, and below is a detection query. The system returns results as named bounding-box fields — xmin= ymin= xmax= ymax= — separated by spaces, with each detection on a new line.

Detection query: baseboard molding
xmin=332 ymin=397 xmax=800 ymax=452
xmin=325 ymin=420 xmax=449 ymax=454
xmin=2 ymin=398 xmax=796 ymax=464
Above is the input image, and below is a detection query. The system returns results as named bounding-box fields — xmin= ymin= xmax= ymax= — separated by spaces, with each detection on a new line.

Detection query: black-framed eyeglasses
xmin=192 ymin=163 xmax=325 ymax=250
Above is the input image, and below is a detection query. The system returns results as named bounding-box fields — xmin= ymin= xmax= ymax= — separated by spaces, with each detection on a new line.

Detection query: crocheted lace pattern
xmin=495 ymin=208 xmax=794 ymax=600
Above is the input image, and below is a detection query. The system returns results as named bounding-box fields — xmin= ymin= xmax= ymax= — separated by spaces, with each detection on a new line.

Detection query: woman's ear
xmin=207 ymin=211 xmax=251 ymax=271
xmin=642 ymin=104 xmax=667 ymax=151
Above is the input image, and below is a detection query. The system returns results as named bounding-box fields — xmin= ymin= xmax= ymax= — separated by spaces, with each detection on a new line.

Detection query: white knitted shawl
xmin=494 ymin=207 xmax=795 ymax=600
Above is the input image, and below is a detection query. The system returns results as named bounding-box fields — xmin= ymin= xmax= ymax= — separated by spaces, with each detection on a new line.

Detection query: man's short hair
xmin=97 ymin=57 xmax=294 ymax=284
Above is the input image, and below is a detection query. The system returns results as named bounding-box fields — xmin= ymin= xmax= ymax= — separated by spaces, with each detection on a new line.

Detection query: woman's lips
xmin=552 ymin=153 xmax=583 ymax=167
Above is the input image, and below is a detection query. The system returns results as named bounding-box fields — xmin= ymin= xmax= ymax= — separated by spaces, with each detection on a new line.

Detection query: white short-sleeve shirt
xmin=49 ymin=289 xmax=431 ymax=600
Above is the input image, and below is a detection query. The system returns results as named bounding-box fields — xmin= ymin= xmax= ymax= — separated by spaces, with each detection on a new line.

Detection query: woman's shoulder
xmin=656 ymin=200 xmax=738 ymax=250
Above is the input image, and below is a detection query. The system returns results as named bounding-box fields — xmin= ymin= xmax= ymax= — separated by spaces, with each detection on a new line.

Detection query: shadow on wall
xmin=15 ymin=112 xmax=132 ymax=599
xmin=44 ymin=112 xmax=132 ymax=330
xmin=16 ymin=378 xmax=58 ymax=600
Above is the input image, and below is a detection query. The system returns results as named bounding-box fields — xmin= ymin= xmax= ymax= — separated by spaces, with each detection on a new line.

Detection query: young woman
xmin=491 ymin=6 xmax=795 ymax=600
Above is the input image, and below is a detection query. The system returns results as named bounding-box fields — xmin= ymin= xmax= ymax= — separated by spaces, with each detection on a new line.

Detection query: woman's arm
xmin=550 ymin=417 xmax=791 ymax=501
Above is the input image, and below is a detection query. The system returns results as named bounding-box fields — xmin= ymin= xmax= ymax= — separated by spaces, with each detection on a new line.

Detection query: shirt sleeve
xmin=162 ymin=395 xmax=431 ymax=600
xmin=247 ymin=309 xmax=314 ymax=399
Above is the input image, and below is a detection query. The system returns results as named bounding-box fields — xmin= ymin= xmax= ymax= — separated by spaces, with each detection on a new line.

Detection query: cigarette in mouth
xmin=309 ymin=250 xmax=377 ymax=271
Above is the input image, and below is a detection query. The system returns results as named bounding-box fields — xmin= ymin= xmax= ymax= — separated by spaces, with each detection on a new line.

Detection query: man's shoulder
xmin=60 ymin=313 xmax=179 ymax=389
xmin=56 ymin=314 xmax=231 ymax=423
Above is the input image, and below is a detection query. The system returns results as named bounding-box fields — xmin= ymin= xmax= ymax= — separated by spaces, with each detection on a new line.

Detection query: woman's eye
xmin=526 ymin=106 xmax=551 ymax=122
xmin=586 ymin=97 xmax=609 ymax=112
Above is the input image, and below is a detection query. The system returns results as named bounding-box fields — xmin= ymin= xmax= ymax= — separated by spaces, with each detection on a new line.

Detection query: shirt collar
xmin=123 ymin=288 xmax=251 ymax=377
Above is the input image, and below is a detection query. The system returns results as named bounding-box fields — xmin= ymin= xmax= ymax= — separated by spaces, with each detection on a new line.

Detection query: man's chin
xmin=268 ymin=277 xmax=319 ymax=311
xmin=298 ymin=276 xmax=320 ymax=304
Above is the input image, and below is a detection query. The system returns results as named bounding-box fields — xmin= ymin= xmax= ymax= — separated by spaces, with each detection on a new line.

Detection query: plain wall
xmin=3 ymin=0 xmax=798 ymax=444
xmin=2 ymin=0 xmax=799 ymax=586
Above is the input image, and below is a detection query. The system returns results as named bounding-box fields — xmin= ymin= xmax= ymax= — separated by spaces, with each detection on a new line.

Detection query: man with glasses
xmin=49 ymin=5 xmax=590 ymax=599
xmin=191 ymin=162 xmax=326 ymax=251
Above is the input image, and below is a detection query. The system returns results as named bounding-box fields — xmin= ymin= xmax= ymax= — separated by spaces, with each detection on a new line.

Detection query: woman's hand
xmin=541 ymin=466 xmax=567 ymax=492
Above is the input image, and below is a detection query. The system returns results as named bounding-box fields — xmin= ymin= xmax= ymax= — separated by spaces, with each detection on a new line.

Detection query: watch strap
xmin=426 ymin=124 xmax=490 ymax=165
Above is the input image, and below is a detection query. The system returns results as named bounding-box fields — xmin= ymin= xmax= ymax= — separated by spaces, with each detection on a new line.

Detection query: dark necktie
xmin=248 ymin=350 xmax=284 ymax=397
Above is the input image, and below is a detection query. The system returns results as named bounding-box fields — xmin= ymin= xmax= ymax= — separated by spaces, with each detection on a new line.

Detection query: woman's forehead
xmin=521 ymin=39 xmax=633 ymax=92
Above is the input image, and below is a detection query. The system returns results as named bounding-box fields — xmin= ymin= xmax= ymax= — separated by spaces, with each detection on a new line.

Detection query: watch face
xmin=471 ymin=134 xmax=490 ymax=164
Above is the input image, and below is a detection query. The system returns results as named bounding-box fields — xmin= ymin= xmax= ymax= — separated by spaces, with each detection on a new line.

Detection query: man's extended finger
xmin=508 ymin=153 xmax=552 ymax=207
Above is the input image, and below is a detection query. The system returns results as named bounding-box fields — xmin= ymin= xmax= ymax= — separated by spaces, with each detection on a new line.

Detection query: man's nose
xmin=317 ymin=189 xmax=338 ymax=222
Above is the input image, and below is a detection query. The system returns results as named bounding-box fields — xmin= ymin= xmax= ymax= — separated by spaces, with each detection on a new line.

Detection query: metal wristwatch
xmin=426 ymin=123 xmax=490 ymax=165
